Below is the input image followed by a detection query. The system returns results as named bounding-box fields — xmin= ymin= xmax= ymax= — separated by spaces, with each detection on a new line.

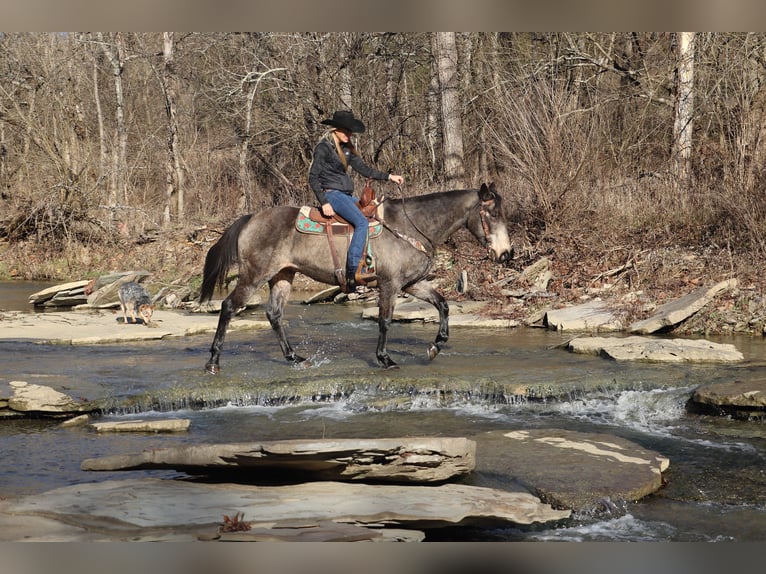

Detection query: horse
xmin=199 ymin=182 xmax=512 ymax=373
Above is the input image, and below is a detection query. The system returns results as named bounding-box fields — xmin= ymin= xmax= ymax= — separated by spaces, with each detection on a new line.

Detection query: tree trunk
xmin=673 ymin=32 xmax=695 ymax=191
xmin=239 ymin=81 xmax=257 ymax=212
xmin=98 ymin=32 xmax=129 ymax=205
xmin=162 ymin=32 xmax=184 ymax=224
xmin=92 ymin=51 xmax=111 ymax=221
xmin=433 ymin=32 xmax=466 ymax=187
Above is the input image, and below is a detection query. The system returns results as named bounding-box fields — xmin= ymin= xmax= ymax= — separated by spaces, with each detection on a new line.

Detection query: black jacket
xmin=308 ymin=138 xmax=389 ymax=205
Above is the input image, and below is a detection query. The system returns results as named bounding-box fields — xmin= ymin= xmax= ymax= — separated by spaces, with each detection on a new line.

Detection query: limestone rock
xmin=0 ymin=309 xmax=270 ymax=344
xmin=28 ymin=280 xmax=90 ymax=307
xmin=90 ymin=418 xmax=191 ymax=433
xmin=689 ymin=379 xmax=766 ymax=420
xmin=567 ymin=335 xmax=743 ymax=363
xmin=360 ymin=297 xmax=516 ymax=327
xmin=520 ymin=257 xmax=552 ymax=291
xmin=7 ymin=381 xmax=93 ymax=414
xmin=86 ymin=271 xmax=151 ymax=307
xmin=1 ymin=478 xmax=570 ymax=541
xmin=545 ymin=300 xmax=623 ymax=332
xmin=629 ymin=279 xmax=738 ymax=334
xmin=477 ymin=429 xmax=669 ymax=512
xmin=81 ymin=437 xmax=475 ymax=483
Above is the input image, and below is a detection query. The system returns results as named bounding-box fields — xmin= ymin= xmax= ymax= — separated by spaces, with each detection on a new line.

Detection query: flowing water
xmin=1 ymin=282 xmax=765 ymax=541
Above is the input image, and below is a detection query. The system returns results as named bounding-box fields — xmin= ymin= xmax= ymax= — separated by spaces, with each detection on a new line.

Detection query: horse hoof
xmin=378 ymin=356 xmax=399 ymax=369
xmin=427 ymin=344 xmax=440 ymax=361
xmin=205 ymin=363 xmax=220 ymax=375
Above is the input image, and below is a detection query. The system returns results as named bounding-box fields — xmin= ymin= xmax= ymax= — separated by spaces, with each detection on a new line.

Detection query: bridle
xmin=478 ymin=199 xmax=495 ymax=248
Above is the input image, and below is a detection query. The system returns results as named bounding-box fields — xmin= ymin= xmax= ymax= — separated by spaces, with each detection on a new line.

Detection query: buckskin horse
xmin=199 ymin=182 xmax=512 ymax=373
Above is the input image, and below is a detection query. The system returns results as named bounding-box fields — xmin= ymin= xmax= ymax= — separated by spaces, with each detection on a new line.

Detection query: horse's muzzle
xmin=490 ymin=249 xmax=512 ymax=265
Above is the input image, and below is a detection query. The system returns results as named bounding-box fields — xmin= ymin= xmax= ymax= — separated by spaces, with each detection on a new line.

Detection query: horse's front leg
xmin=404 ymin=281 xmax=449 ymax=361
xmin=267 ymin=269 xmax=305 ymax=365
xmin=206 ymin=284 xmax=252 ymax=374
xmin=375 ymin=283 xmax=399 ymax=369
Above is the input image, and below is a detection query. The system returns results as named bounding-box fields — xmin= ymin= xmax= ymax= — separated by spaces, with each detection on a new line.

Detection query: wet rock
xmin=7 ymin=381 xmax=94 ymax=415
xmin=629 ymin=279 xmax=738 ymax=334
xmin=302 ymin=286 xmax=342 ymax=304
xmin=477 ymin=429 xmax=670 ymax=512
xmin=60 ymin=414 xmax=91 ymax=427
xmin=0 ymin=477 xmax=570 ymax=541
xmin=90 ymin=418 xmax=191 ymax=433
xmin=28 ymin=280 xmax=90 ymax=308
xmin=688 ymin=379 xmax=766 ymax=420
xmin=567 ymin=335 xmax=743 ymax=363
xmin=81 ymin=437 xmax=475 ymax=483
xmin=545 ymin=300 xmax=624 ymax=332
xmin=0 ymin=309 xmax=270 ymax=344
xmin=361 ymin=297 xmax=518 ymax=327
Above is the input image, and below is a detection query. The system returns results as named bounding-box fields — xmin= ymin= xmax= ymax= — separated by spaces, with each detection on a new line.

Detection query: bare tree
xmin=432 ymin=32 xmax=466 ymax=187
xmin=673 ymin=32 xmax=695 ymax=190
xmin=97 ymin=32 xmax=129 ymax=206
xmin=161 ymin=32 xmax=184 ymax=224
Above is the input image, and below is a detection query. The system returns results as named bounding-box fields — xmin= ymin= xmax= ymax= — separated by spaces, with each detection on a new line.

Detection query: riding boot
xmin=354 ymin=259 xmax=377 ymax=287
xmin=345 ymin=268 xmax=358 ymax=292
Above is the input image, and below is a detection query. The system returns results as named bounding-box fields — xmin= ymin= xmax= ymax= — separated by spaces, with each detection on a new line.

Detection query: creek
xmin=1 ymin=282 xmax=765 ymax=541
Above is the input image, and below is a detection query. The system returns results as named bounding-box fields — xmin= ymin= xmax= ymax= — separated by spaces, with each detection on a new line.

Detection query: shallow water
xmin=1 ymin=283 xmax=765 ymax=541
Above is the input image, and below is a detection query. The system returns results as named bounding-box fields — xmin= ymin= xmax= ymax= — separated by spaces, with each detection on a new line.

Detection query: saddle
xmin=295 ymin=181 xmax=383 ymax=237
xmin=295 ymin=181 xmax=382 ymax=291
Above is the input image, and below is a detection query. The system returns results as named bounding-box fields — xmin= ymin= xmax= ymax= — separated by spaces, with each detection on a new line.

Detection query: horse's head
xmin=468 ymin=182 xmax=512 ymax=264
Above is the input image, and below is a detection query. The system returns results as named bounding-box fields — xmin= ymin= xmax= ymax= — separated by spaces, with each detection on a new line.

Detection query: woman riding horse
xmin=309 ymin=110 xmax=405 ymax=291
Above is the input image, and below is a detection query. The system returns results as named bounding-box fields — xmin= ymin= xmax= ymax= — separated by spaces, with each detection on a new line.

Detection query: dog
xmin=118 ymin=281 xmax=155 ymax=326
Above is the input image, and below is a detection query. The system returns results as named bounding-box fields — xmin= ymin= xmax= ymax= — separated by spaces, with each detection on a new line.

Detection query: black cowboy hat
xmin=321 ymin=110 xmax=366 ymax=133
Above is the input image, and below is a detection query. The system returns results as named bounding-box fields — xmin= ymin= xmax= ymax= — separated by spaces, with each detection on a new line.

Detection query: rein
xmin=379 ymin=185 xmax=435 ymax=257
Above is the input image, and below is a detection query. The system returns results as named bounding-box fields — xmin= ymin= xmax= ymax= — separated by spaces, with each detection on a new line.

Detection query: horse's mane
xmin=388 ymin=188 xmax=476 ymax=206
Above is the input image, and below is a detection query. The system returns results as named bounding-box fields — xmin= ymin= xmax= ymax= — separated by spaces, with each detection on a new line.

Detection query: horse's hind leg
xmin=267 ymin=268 xmax=305 ymax=364
xmin=206 ymin=282 xmax=257 ymax=375
xmin=404 ymin=281 xmax=449 ymax=361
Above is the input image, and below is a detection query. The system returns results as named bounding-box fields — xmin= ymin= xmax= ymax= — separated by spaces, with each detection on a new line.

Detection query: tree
xmin=97 ymin=32 xmax=129 ymax=206
xmin=432 ymin=32 xmax=466 ymax=187
xmin=161 ymin=32 xmax=184 ymax=224
xmin=673 ymin=32 xmax=695 ymax=190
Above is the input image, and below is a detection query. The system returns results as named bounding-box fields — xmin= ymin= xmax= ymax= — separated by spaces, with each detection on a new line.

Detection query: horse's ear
xmin=478 ymin=182 xmax=496 ymax=204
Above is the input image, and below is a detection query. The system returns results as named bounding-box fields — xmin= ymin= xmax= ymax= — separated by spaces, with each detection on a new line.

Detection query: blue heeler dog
xmin=118 ymin=281 xmax=155 ymax=326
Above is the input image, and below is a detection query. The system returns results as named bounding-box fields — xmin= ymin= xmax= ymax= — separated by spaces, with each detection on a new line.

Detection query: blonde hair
xmin=324 ymin=129 xmax=357 ymax=171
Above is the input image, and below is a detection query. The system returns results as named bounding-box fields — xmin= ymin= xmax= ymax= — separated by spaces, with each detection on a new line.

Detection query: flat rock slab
xmin=545 ymin=300 xmax=623 ymax=332
xmin=81 ymin=437 xmax=476 ymax=483
xmin=0 ymin=309 xmax=269 ymax=344
xmin=477 ymin=429 xmax=670 ymax=512
xmin=567 ymin=335 xmax=744 ymax=363
xmin=361 ymin=298 xmax=518 ymax=328
xmin=629 ymin=279 xmax=738 ymax=334
xmin=0 ymin=478 xmax=570 ymax=541
xmin=90 ymin=418 xmax=191 ymax=433
xmin=7 ymin=381 xmax=93 ymax=414
xmin=689 ymin=379 xmax=766 ymax=420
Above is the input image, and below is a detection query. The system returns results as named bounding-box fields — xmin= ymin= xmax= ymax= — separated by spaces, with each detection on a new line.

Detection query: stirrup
xmin=355 ymin=268 xmax=377 ymax=287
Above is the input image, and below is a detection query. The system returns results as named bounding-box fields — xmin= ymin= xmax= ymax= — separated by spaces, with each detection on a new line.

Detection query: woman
xmin=309 ymin=110 xmax=405 ymax=291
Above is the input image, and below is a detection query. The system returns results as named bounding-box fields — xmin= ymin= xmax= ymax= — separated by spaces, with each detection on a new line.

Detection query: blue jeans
xmin=325 ymin=190 xmax=368 ymax=273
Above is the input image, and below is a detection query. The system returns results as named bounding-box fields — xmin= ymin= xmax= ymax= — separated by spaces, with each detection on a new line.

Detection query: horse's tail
xmin=199 ymin=214 xmax=253 ymax=303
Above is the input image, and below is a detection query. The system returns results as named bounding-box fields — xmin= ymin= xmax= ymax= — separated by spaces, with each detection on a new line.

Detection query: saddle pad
xmin=296 ymin=206 xmax=382 ymax=237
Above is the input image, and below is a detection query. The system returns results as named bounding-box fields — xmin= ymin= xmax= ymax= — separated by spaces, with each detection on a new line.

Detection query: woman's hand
xmin=388 ymin=174 xmax=404 ymax=185
xmin=321 ymin=203 xmax=335 ymax=218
